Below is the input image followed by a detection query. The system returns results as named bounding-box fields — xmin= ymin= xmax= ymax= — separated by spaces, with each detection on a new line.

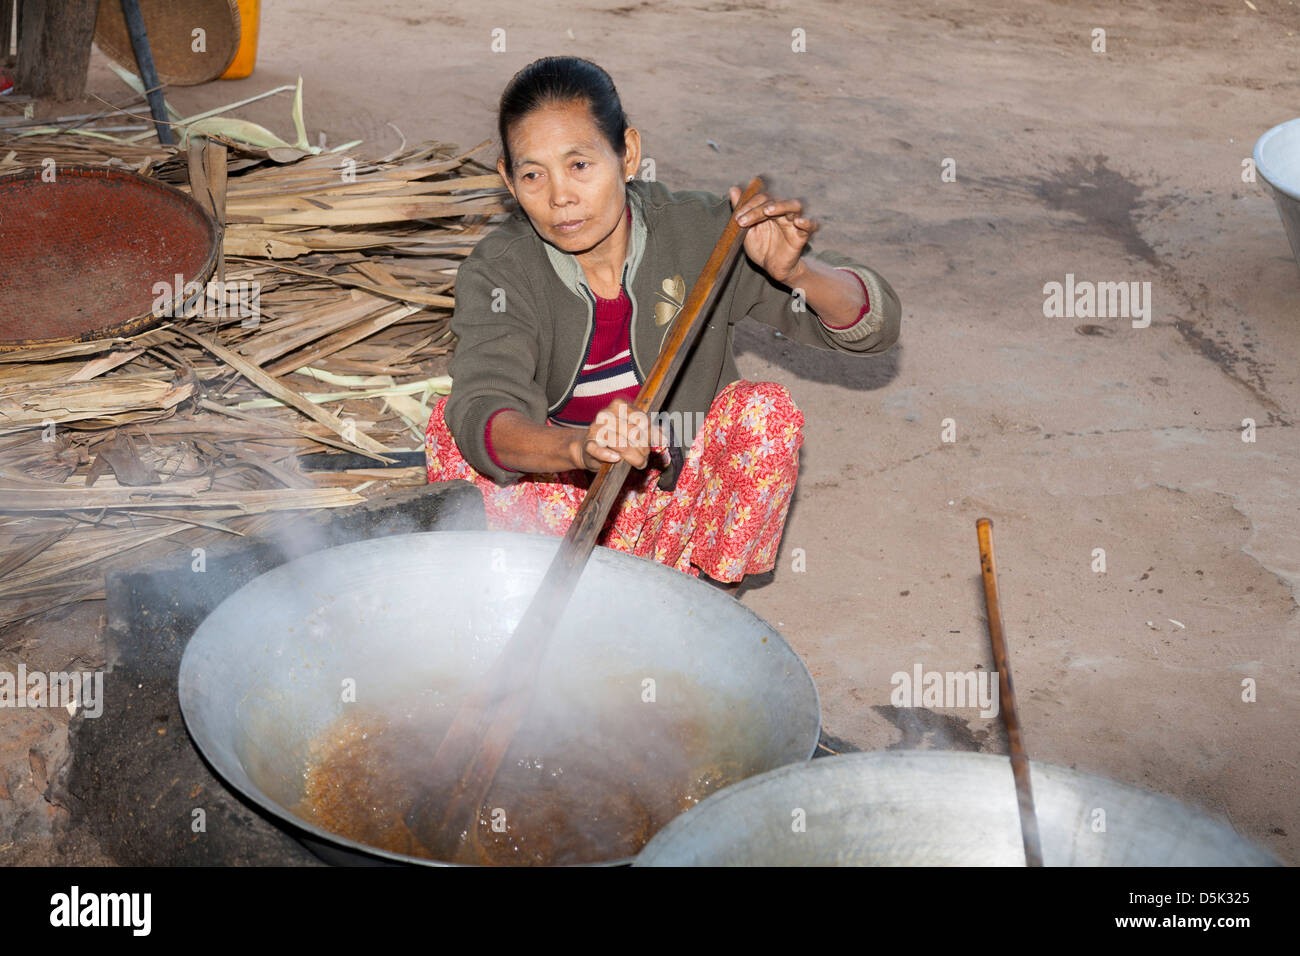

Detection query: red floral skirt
xmin=424 ymin=380 xmax=804 ymax=582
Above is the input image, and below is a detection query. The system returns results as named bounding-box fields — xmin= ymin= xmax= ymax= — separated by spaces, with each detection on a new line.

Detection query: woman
xmin=426 ymin=56 xmax=901 ymax=591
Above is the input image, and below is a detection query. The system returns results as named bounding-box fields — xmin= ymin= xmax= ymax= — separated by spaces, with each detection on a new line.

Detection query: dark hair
xmin=497 ymin=56 xmax=628 ymax=178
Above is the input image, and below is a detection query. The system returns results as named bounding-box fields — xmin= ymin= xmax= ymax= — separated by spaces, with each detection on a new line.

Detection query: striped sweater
xmin=547 ymin=281 xmax=642 ymax=427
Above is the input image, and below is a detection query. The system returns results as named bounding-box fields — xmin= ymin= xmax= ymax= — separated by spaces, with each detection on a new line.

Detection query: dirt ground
xmin=3 ymin=0 xmax=1298 ymax=864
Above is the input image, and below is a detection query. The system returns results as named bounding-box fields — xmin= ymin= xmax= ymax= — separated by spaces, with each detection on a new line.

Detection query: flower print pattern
xmin=424 ymin=380 xmax=805 ymax=583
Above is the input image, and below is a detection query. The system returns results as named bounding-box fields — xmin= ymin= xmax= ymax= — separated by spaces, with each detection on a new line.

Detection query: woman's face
xmin=497 ymin=100 xmax=640 ymax=255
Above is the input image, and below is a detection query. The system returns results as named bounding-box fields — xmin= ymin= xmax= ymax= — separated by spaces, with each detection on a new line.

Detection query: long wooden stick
xmin=118 ymin=0 xmax=173 ymax=145
xmin=404 ymin=176 xmax=767 ymax=861
xmin=976 ymin=517 xmax=1044 ymax=867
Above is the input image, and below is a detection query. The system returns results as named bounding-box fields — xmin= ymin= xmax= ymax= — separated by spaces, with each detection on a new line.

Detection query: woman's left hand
xmin=729 ymin=185 xmax=819 ymax=285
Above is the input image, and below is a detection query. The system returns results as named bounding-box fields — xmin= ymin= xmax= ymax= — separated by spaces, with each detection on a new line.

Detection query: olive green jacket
xmin=444 ymin=177 xmax=902 ymax=484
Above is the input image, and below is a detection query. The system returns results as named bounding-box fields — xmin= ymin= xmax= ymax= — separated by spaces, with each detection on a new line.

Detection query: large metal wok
xmin=177 ymin=531 xmax=821 ymax=866
xmin=634 ymin=750 xmax=1278 ymax=866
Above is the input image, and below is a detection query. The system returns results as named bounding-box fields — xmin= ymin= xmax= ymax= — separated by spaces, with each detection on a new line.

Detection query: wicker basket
xmin=0 ymin=166 xmax=221 ymax=347
xmin=94 ymin=0 xmax=241 ymax=87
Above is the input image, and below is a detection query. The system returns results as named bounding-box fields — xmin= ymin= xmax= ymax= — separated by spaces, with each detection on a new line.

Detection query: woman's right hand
xmin=569 ymin=398 xmax=664 ymax=471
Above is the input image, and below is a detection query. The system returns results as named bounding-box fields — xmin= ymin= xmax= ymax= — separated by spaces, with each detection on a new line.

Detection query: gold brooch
xmin=654 ymin=274 xmax=685 ymax=326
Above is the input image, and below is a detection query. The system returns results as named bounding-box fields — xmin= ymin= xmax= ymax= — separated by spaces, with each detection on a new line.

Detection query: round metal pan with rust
xmin=178 ymin=531 xmax=822 ymax=866
xmin=0 ymin=166 xmax=220 ymax=351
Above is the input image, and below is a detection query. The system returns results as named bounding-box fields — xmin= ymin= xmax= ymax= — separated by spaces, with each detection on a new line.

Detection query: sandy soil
xmin=3 ymin=0 xmax=1297 ymax=864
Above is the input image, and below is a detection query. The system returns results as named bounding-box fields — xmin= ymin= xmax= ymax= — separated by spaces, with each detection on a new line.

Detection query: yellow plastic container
xmin=220 ymin=0 xmax=261 ymax=80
